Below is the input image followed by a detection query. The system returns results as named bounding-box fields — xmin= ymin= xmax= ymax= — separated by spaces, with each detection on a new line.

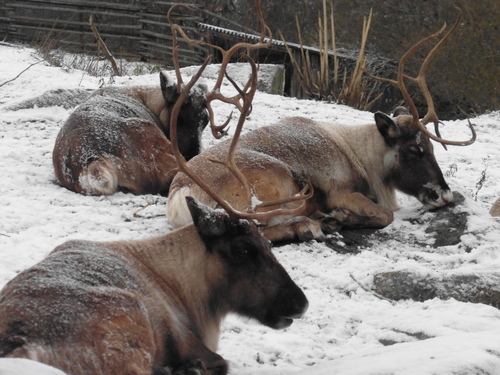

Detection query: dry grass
xmin=34 ymin=24 xmax=163 ymax=82
xmin=281 ymin=0 xmax=381 ymax=110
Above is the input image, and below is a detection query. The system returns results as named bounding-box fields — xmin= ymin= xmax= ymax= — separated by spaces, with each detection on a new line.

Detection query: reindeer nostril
xmin=442 ymin=190 xmax=453 ymax=204
xmin=428 ymin=189 xmax=440 ymax=202
xmin=288 ymin=291 xmax=309 ymax=318
xmin=294 ymin=297 xmax=309 ymax=318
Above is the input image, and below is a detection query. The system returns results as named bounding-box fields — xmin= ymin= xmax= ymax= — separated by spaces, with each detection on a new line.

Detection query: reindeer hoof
xmin=172 ymin=359 xmax=206 ymax=375
xmin=289 ymin=217 xmax=324 ymax=241
xmin=320 ymin=216 xmax=342 ymax=234
xmin=310 ymin=210 xmax=345 ymax=234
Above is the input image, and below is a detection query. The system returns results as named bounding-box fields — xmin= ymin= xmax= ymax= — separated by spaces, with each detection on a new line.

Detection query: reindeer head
xmin=160 ymin=72 xmax=209 ymax=160
xmin=375 ymin=108 xmax=452 ymax=208
xmin=367 ymin=10 xmax=476 ymax=209
xmin=186 ymin=197 xmax=308 ymax=329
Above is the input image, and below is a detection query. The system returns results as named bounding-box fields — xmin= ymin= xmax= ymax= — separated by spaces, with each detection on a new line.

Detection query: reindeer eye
xmin=236 ymin=247 xmax=249 ymax=257
xmin=231 ymin=241 xmax=257 ymax=263
xmin=408 ymin=145 xmax=423 ymax=157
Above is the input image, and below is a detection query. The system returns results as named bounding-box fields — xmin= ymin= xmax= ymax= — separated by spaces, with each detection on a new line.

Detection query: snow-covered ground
xmin=0 ymin=44 xmax=499 ymax=374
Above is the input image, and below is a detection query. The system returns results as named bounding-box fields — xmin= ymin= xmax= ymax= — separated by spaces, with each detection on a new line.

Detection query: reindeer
xmin=52 ymin=55 xmax=209 ymax=196
xmin=166 ymin=11 xmax=476 ymax=244
xmin=0 ymin=195 xmax=308 ymax=375
xmin=0 ymin=4 xmax=309 ymax=374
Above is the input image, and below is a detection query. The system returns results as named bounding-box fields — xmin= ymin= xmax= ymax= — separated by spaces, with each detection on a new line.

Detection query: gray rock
xmin=373 ymin=271 xmax=500 ymax=308
xmin=2 ymin=88 xmax=92 ymax=110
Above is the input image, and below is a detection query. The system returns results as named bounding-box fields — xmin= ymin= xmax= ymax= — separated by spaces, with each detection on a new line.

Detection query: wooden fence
xmin=0 ymin=1 xmax=400 ymax=112
xmin=0 ymin=0 xmax=210 ymax=66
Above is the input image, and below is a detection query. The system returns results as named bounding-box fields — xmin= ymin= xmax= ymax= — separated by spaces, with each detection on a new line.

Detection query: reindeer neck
xmin=110 ymin=225 xmax=226 ymax=349
xmin=134 ymin=87 xmax=170 ymax=130
xmin=333 ymin=124 xmax=399 ymax=210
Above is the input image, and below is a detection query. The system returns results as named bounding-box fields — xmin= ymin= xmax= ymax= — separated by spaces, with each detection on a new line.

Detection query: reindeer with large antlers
xmin=0 ymin=3 xmax=309 ymax=375
xmin=167 ymin=10 xmax=476 ymax=244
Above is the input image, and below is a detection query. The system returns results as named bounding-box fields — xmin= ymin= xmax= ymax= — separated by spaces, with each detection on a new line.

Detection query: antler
xmin=167 ymin=4 xmax=206 ymax=93
xmin=168 ymin=1 xmax=313 ymax=224
xmin=168 ymin=1 xmax=272 ymax=139
xmin=365 ymin=9 xmax=476 ymax=147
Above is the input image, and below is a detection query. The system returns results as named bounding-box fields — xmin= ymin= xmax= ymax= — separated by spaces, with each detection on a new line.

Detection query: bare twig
xmin=132 ymin=202 xmax=152 ymax=217
xmin=349 ymin=273 xmax=395 ymax=304
xmin=0 ymin=233 xmax=11 ymax=238
xmin=0 ymin=60 xmax=43 ymax=88
xmin=89 ymin=15 xmax=120 ymax=76
xmin=132 ymin=202 xmax=166 ymax=218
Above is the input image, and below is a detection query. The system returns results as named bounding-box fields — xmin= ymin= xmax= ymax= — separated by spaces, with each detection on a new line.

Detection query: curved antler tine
xmin=246 ymin=182 xmax=314 ymax=225
xmin=416 ymin=117 xmax=476 ymax=147
xmin=396 ymin=23 xmax=448 ymax=125
xmin=255 ymin=182 xmax=314 ymax=210
xmin=169 ymin=0 xmax=312 ymax=224
xmin=363 ymin=68 xmax=398 ymax=86
xmin=433 ymin=120 xmax=448 ymax=150
xmin=217 ymin=56 xmax=259 ymax=204
xmin=209 ymin=107 xmax=232 ymax=139
xmin=367 ymin=9 xmax=475 ymax=147
xmin=167 ymin=5 xmax=205 ymax=46
xmin=168 ymin=57 xmax=245 ymax=216
xmin=405 ymin=10 xmax=475 ymax=146
xmin=409 ymin=14 xmax=459 ymax=126
xmin=167 ymin=4 xmax=206 ymax=93
xmin=412 ymin=10 xmax=459 ymax=127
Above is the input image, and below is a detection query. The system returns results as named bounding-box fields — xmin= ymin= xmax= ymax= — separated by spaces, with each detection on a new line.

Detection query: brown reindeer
xmin=0 ymin=193 xmax=309 ymax=375
xmin=167 ymin=11 xmax=476 ymax=244
xmin=0 ymin=196 xmax=308 ymax=375
xmin=0 ymin=4 xmax=309 ymax=374
xmin=52 ymin=62 xmax=209 ymax=196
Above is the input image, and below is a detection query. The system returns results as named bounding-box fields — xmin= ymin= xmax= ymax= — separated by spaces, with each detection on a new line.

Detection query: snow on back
xmin=0 ymin=44 xmax=499 ymax=375
xmin=0 ymin=358 xmax=67 ymax=375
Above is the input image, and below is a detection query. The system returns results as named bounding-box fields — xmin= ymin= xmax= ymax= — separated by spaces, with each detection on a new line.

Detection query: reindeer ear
xmin=185 ymin=197 xmax=228 ymax=239
xmin=393 ymin=106 xmax=410 ymax=117
xmin=375 ymin=112 xmax=401 ymax=145
xmin=160 ymin=71 xmax=179 ymax=104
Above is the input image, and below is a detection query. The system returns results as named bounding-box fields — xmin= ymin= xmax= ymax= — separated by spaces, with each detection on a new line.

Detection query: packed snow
xmin=0 ymin=43 xmax=499 ymax=375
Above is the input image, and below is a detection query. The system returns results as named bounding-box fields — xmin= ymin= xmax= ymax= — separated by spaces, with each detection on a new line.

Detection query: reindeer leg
xmin=310 ymin=211 xmax=343 ymax=234
xmin=327 ymin=192 xmax=394 ymax=229
xmin=262 ymin=216 xmax=324 ymax=243
xmin=158 ymin=356 xmax=225 ymax=375
xmin=172 ymin=359 xmax=206 ymax=375
xmin=154 ymin=360 xmax=204 ymax=375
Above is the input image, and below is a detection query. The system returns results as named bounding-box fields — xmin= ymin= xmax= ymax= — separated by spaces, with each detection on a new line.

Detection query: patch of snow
xmin=0 ymin=44 xmax=499 ymax=374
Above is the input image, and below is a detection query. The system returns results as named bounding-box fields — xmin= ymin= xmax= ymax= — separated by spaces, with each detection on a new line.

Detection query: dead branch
xmin=89 ymin=15 xmax=120 ymax=76
xmin=349 ymin=273 xmax=395 ymax=304
xmin=0 ymin=60 xmax=43 ymax=88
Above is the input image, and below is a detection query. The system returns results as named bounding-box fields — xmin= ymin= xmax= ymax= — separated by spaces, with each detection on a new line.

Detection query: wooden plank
xmin=55 ymin=39 xmax=138 ymax=57
xmin=12 ymin=0 xmax=145 ymax=12
xmin=11 ymin=16 xmax=142 ymax=32
xmin=9 ymin=23 xmax=144 ymax=42
xmin=1 ymin=0 xmax=211 ymax=67
xmin=139 ymin=29 xmax=204 ymax=45
xmin=140 ymin=40 xmax=204 ymax=57
xmin=6 ymin=3 xmax=140 ymax=19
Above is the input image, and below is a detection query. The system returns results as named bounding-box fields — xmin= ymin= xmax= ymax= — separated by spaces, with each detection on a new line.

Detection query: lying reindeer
xmin=0 ymin=196 xmax=308 ymax=375
xmin=167 ymin=11 xmax=476 ymax=243
xmin=52 ymin=70 xmax=209 ymax=196
xmin=0 ymin=4 xmax=309 ymax=374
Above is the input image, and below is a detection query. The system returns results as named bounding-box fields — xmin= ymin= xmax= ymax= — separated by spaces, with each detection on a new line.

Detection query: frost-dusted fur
xmin=53 ymin=72 xmax=209 ymax=196
xmin=0 ymin=198 xmax=308 ymax=375
xmin=167 ymin=112 xmax=452 ymax=243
